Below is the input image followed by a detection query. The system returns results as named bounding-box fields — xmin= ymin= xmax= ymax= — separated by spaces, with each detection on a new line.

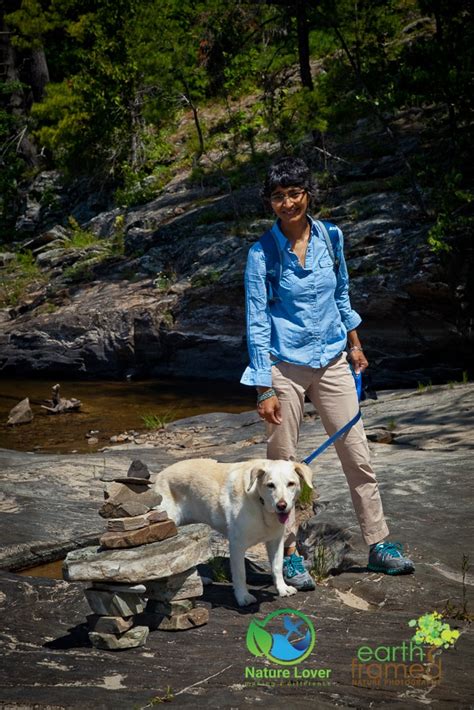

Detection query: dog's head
xmin=247 ymin=460 xmax=313 ymax=524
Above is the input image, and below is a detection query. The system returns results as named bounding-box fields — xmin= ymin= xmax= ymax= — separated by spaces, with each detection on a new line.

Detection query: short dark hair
xmin=262 ymin=156 xmax=316 ymax=206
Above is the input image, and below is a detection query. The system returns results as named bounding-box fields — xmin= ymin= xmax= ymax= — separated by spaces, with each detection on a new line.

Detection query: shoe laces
xmin=373 ymin=542 xmax=403 ymax=560
xmin=289 ymin=553 xmax=307 ymax=574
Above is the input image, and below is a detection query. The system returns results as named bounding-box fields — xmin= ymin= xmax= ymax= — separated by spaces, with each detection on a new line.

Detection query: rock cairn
xmin=63 ymin=460 xmax=212 ymax=651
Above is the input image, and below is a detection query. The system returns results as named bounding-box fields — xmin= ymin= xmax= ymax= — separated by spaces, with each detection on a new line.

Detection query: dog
xmin=152 ymin=458 xmax=313 ymax=607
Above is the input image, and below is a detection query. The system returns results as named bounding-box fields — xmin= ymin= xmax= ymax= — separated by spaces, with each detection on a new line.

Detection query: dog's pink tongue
xmin=277 ymin=511 xmax=290 ymax=524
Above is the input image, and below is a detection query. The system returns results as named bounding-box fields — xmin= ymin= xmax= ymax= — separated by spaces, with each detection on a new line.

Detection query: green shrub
xmin=141 ymin=411 xmax=176 ymax=430
xmin=191 ymin=269 xmax=221 ymax=287
xmin=298 ymin=480 xmax=313 ymax=508
xmin=0 ymin=251 xmax=46 ymax=307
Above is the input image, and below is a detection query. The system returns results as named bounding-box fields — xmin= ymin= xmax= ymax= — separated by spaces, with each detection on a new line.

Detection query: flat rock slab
xmin=86 ymin=614 xmax=134 ymax=634
xmin=1 ymin=385 xmax=474 ymax=706
xmin=63 ymin=524 xmax=212 ymax=583
xmin=146 ymin=598 xmax=194 ymax=616
xmin=84 ymin=588 xmax=146 ymax=616
xmin=145 ymin=568 xmax=203 ymax=601
xmin=147 ymin=606 xmax=209 ymax=631
xmin=99 ymin=482 xmax=162 ymax=518
xmin=99 ymin=519 xmax=177 ymax=549
xmin=0 ymin=570 xmax=471 ymax=708
xmin=106 ymin=509 xmax=168 ymax=531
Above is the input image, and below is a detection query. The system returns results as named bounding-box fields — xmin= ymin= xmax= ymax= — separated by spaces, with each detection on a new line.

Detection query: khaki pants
xmin=266 ymin=353 xmax=389 ymax=546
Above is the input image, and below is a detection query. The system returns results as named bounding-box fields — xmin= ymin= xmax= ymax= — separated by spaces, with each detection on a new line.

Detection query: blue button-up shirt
xmin=240 ymin=216 xmax=361 ymax=387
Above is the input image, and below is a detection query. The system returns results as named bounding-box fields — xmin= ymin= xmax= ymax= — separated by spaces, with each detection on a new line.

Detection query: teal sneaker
xmin=283 ymin=553 xmax=316 ymax=591
xmin=368 ymin=542 xmax=415 ymax=575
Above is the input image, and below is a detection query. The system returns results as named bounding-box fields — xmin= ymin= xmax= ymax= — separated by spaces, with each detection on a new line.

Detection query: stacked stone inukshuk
xmin=63 ymin=459 xmax=212 ymax=651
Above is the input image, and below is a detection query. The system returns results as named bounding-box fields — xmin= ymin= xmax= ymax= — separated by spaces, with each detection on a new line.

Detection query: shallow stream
xmin=0 ymin=377 xmax=254 ymax=454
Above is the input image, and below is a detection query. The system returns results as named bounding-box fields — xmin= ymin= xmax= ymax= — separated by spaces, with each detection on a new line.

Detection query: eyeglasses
xmin=270 ymin=189 xmax=306 ymax=205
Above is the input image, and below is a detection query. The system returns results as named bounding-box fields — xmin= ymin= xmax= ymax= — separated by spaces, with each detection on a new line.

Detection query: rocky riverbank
xmin=1 ymin=115 xmax=472 ymax=389
xmin=0 ymin=383 xmax=472 ymax=707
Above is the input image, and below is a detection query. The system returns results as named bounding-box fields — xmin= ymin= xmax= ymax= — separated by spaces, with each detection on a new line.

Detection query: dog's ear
xmin=247 ymin=466 xmax=266 ymax=493
xmin=293 ymin=462 xmax=313 ymax=489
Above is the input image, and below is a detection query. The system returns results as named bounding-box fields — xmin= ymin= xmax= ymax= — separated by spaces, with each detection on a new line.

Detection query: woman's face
xmin=270 ymin=185 xmax=309 ymax=228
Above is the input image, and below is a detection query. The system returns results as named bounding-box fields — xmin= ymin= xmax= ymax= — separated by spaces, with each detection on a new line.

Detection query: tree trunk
xmin=295 ymin=0 xmax=313 ymax=90
xmin=179 ymin=76 xmax=204 ymax=161
xmin=28 ymin=46 xmax=50 ymax=102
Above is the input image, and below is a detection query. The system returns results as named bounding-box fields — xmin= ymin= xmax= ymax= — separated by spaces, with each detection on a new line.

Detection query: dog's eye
xmin=266 ymin=482 xmax=275 ymax=489
xmin=287 ymin=481 xmax=296 ymax=487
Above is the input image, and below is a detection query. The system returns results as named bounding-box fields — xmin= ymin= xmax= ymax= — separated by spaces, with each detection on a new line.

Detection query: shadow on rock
xmin=44 ymin=622 xmax=91 ymax=650
xmin=199 ymin=557 xmax=278 ymax=614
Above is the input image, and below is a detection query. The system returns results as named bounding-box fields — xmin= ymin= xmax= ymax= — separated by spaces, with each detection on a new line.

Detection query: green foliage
xmin=62 ymin=259 xmax=97 ymax=284
xmin=0 ymin=250 xmax=46 ymax=307
xmin=147 ymin=685 xmax=174 ymax=704
xmin=417 ymin=380 xmax=432 ymax=393
xmin=311 ymin=543 xmax=330 ymax=582
xmin=191 ymin=269 xmax=222 ymax=288
xmin=0 ymin=81 xmax=30 ymax=239
xmin=153 ymin=272 xmax=173 ymax=291
xmin=298 ymin=480 xmax=313 ymax=508
xmin=387 ymin=417 xmax=397 ymax=431
xmin=427 ymin=171 xmax=473 ymax=254
xmin=207 ymin=557 xmax=229 ymax=583
xmin=1 ymin=0 xmax=473 ymax=262
xmin=141 ymin=411 xmax=175 ymax=430
xmin=63 ymin=217 xmax=100 ymax=249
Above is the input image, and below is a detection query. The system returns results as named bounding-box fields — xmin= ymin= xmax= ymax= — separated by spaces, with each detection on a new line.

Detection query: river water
xmin=0 ymin=378 xmax=254 ymax=454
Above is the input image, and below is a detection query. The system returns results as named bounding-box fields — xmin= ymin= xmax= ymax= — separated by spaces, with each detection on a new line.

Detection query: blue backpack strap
xmin=315 ymin=219 xmax=341 ymax=274
xmin=259 ymin=228 xmax=283 ymax=304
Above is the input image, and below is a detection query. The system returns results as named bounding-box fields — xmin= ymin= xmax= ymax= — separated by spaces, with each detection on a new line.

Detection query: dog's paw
xmin=235 ymin=590 xmax=257 ymax=607
xmin=278 ymin=584 xmax=298 ymax=597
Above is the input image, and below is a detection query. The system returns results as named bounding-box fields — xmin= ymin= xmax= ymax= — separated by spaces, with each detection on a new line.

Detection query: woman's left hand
xmin=349 ymin=348 xmax=369 ymax=374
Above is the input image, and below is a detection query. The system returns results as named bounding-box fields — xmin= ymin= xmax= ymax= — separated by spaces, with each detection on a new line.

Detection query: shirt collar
xmin=271 ymin=215 xmax=317 ymax=251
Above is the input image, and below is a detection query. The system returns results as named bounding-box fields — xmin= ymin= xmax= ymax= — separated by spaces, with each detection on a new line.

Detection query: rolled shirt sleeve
xmin=334 ymin=227 xmax=362 ymax=333
xmin=240 ymin=244 xmax=273 ymax=387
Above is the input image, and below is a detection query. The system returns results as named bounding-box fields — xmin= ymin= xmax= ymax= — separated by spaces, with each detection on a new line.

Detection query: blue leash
xmin=302 ymin=370 xmax=362 ymax=466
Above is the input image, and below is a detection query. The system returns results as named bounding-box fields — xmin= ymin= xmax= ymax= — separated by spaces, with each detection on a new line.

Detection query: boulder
xmin=7 ymin=398 xmax=33 ymax=426
xmin=63 ymin=524 xmax=212 ymax=583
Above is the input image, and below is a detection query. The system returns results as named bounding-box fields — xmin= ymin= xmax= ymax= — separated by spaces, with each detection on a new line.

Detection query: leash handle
xmin=352 ymin=368 xmax=363 ymax=400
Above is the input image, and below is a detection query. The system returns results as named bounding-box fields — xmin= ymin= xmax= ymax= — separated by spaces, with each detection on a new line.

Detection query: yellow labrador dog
xmin=152 ymin=458 xmax=313 ymax=607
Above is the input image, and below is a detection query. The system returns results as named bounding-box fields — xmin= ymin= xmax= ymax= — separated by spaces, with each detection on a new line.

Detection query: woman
xmin=241 ymin=156 xmax=414 ymax=591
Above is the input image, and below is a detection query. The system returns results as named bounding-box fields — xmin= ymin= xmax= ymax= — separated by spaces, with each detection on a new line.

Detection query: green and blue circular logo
xmin=246 ymin=609 xmax=316 ymax=665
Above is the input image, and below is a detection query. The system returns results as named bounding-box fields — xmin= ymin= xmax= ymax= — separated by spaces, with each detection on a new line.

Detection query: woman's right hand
xmin=257 ymin=395 xmax=282 ymax=425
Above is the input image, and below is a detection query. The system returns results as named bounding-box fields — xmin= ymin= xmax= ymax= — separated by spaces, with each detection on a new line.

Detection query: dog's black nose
xmin=276 ymin=501 xmax=287 ymax=511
